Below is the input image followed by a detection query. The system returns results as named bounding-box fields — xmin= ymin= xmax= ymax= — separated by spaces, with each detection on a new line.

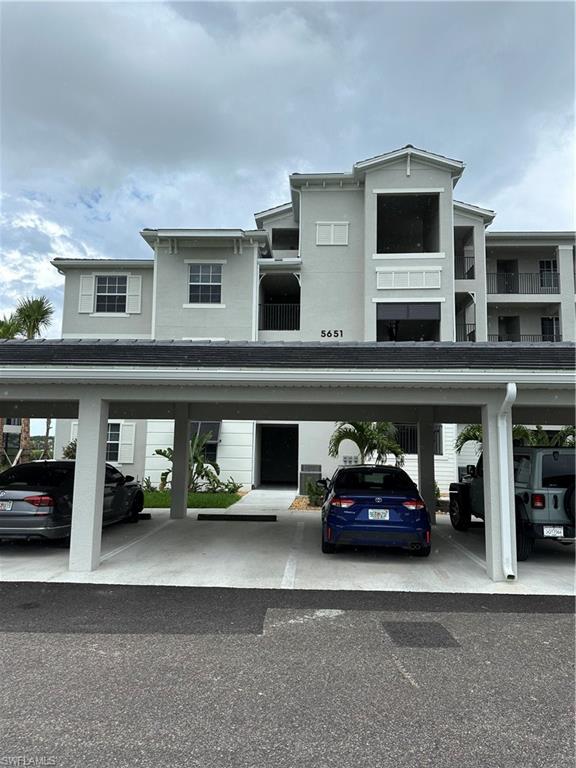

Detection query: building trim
xmin=372 ymin=188 xmax=445 ymax=194
xmin=371 ymin=297 xmax=445 ymax=303
xmin=182 ymin=303 xmax=227 ymax=309
xmin=372 ymin=253 xmax=446 ymax=260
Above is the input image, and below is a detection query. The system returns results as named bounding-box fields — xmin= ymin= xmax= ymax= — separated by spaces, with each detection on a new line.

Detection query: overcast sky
xmin=1 ymin=0 xmax=574 ymax=337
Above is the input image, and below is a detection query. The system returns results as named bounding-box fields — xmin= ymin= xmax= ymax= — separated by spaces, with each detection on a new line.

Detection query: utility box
xmin=299 ymin=464 xmax=322 ymax=495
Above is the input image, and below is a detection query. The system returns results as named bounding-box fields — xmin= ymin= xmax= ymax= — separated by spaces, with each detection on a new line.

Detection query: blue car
xmin=319 ymin=465 xmax=431 ymax=557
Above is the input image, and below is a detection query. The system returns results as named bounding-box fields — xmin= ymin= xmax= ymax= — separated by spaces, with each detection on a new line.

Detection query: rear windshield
xmin=541 ymin=454 xmax=575 ymax=488
xmin=334 ymin=467 xmax=416 ymax=491
xmin=0 ymin=464 xmax=74 ymax=488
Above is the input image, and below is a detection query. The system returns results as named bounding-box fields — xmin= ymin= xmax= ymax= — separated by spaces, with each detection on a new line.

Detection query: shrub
xmin=306 ymin=479 xmax=325 ymax=507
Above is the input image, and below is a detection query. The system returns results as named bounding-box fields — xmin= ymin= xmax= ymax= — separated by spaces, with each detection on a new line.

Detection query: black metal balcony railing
xmin=488 ymin=334 xmax=563 ymax=343
xmin=456 ymin=324 xmax=476 ymax=342
xmin=487 ymin=272 xmax=560 ymax=294
xmin=455 ymin=256 xmax=475 ymax=280
xmin=259 ymin=303 xmax=300 ymax=331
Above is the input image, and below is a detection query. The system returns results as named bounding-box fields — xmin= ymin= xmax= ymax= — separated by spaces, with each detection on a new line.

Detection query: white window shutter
xmin=71 ymin=422 xmax=78 ymax=441
xmin=425 ymin=271 xmax=441 ymax=288
xmin=332 ymin=223 xmax=348 ymax=245
xmin=377 ymin=272 xmax=394 ymax=289
xmin=410 ymin=271 xmax=425 ymax=288
xmin=316 ymin=224 xmax=332 ymax=245
xmin=118 ymin=423 xmax=135 ymax=464
xmin=394 ymin=272 xmax=410 ymax=288
xmin=78 ymin=276 xmax=95 ymax=313
xmin=126 ymin=275 xmax=142 ymax=314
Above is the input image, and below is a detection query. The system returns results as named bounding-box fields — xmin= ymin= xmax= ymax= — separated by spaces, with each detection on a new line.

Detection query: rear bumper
xmin=0 ymin=521 xmax=71 ymax=540
xmin=528 ymin=523 xmax=575 ymax=540
xmin=327 ymin=522 xmax=430 ymax=549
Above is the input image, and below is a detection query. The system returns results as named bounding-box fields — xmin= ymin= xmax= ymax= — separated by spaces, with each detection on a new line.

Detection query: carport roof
xmin=0 ymin=339 xmax=573 ymax=371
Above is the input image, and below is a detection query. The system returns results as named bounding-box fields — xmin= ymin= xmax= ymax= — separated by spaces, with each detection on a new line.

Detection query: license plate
xmin=543 ymin=526 xmax=564 ymax=537
xmin=368 ymin=509 xmax=389 ymax=521
xmin=0 ymin=501 xmax=13 ymax=511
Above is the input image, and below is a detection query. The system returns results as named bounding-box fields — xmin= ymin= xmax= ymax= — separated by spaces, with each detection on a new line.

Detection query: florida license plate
xmin=543 ymin=526 xmax=564 ymax=537
xmin=0 ymin=501 xmax=13 ymax=511
xmin=368 ymin=509 xmax=389 ymax=520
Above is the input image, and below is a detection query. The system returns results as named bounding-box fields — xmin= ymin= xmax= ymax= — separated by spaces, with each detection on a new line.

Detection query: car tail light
xmin=531 ymin=494 xmax=546 ymax=509
xmin=24 ymin=495 xmax=54 ymax=515
xmin=331 ymin=497 xmax=355 ymax=509
xmin=402 ymin=500 xmax=425 ymax=510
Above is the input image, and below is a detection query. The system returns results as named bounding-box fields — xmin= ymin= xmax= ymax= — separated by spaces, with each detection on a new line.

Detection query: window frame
xmin=94 ymin=275 xmax=129 ymax=314
xmin=106 ymin=422 xmax=122 ymax=463
xmin=187 ymin=263 xmax=223 ymax=305
xmin=539 ymin=259 xmax=558 ymax=289
xmin=315 ymin=222 xmax=349 ymax=246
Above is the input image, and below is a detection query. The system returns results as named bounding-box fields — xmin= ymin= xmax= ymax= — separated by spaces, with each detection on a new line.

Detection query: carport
xmin=0 ymin=340 xmax=574 ymax=583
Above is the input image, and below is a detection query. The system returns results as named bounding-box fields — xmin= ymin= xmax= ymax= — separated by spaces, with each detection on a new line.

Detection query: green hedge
xmin=144 ymin=491 xmax=241 ymax=509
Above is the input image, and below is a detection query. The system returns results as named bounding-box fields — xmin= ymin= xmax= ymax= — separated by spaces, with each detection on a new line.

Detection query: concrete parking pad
xmin=1 ymin=500 xmax=573 ymax=594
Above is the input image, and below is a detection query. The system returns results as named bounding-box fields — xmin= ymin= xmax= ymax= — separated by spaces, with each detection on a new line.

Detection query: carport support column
xmin=417 ymin=408 xmax=436 ymax=525
xmin=170 ymin=404 xmax=190 ymax=519
xmin=69 ymin=394 xmax=109 ymax=572
xmin=482 ymin=385 xmax=518 ymax=582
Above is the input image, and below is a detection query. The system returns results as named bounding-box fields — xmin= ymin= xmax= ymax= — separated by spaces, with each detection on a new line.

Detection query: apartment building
xmin=52 ymin=145 xmax=575 ymax=491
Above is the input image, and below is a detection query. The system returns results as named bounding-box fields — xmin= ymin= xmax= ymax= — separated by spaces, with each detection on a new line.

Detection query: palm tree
xmin=12 ymin=296 xmax=55 ymax=463
xmin=455 ymin=423 xmax=574 ymax=454
xmin=0 ymin=313 xmax=23 ymax=339
xmin=328 ymin=421 xmax=404 ymax=465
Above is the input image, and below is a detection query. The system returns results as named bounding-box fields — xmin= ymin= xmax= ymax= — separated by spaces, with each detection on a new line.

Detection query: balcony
xmin=455 ymin=257 xmax=475 ymax=280
xmin=488 ymin=334 xmax=563 ymax=343
xmin=487 ymin=273 xmax=560 ymax=295
xmin=456 ymin=323 xmax=476 ymax=342
xmin=259 ymin=303 xmax=300 ymax=331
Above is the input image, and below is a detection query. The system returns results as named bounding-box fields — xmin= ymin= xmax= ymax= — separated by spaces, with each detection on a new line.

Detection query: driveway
xmin=0 ymin=490 xmax=573 ymax=594
xmin=0 ymin=583 xmax=573 ymax=768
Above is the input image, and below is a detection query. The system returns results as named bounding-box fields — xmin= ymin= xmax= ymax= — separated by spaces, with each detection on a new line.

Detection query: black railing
xmin=455 ymin=257 xmax=475 ymax=279
xmin=487 ymin=272 xmax=560 ymax=294
xmin=488 ymin=334 xmax=563 ymax=343
xmin=456 ymin=324 xmax=476 ymax=341
xmin=259 ymin=303 xmax=300 ymax=331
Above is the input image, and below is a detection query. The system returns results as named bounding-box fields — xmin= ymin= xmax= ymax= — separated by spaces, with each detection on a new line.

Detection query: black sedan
xmin=0 ymin=461 xmax=144 ymax=542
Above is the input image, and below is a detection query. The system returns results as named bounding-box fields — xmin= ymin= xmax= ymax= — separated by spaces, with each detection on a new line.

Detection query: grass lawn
xmin=143 ymin=490 xmax=241 ymax=509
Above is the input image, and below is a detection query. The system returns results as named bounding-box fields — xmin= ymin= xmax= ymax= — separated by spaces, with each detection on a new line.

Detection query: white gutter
xmin=498 ymin=382 xmax=517 ymax=580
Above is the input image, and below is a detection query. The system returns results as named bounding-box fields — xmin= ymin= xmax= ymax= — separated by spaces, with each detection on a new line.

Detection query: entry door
xmin=259 ymin=425 xmax=299 ymax=487
xmin=498 ymin=316 xmax=520 ymax=342
xmin=497 ymin=260 xmax=518 ymax=293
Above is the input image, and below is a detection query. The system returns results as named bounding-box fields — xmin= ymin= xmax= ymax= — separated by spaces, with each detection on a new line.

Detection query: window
xmin=316 ymin=222 xmax=349 ymax=246
xmin=106 ymin=423 xmax=121 ymax=462
xmin=189 ymin=264 xmax=222 ymax=304
xmin=539 ymin=260 xmax=558 ymax=289
xmin=395 ymin=424 xmax=443 ymax=455
xmin=272 ymin=228 xmax=299 ymax=251
xmin=542 ymin=453 xmax=575 ymax=488
xmin=95 ymin=276 xmax=127 ymax=313
xmin=334 ymin=467 xmax=416 ymax=492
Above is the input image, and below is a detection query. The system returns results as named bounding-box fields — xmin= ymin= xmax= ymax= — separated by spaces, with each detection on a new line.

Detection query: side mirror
xmin=316 ymin=478 xmax=328 ymax=489
xmin=466 ymin=465 xmax=476 ymax=478
xmin=124 ymin=475 xmax=134 ymax=483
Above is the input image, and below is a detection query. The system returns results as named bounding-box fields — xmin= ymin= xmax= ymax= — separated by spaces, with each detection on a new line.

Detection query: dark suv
xmin=449 ymin=447 xmax=575 ymax=560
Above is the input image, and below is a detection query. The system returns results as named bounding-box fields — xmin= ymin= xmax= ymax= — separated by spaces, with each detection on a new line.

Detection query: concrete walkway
xmin=231 ymin=488 xmax=298 ymax=513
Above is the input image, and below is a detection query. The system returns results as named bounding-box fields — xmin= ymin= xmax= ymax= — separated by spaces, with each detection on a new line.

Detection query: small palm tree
xmin=328 ymin=421 xmax=404 ymax=465
xmin=0 ymin=313 xmax=23 ymax=339
xmin=455 ymin=423 xmax=574 ymax=454
xmin=550 ymin=426 xmax=575 ymax=447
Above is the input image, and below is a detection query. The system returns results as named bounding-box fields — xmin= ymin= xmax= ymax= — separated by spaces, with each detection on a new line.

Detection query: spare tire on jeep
xmin=564 ymin=483 xmax=575 ymax=522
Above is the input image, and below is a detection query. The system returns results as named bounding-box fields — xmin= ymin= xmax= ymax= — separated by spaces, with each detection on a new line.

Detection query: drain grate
xmin=382 ymin=621 xmax=460 ymax=648
xmin=197 ymin=513 xmax=277 ymax=522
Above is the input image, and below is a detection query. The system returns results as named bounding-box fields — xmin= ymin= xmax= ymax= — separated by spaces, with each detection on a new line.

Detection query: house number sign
xmin=320 ymin=330 xmax=343 ymax=338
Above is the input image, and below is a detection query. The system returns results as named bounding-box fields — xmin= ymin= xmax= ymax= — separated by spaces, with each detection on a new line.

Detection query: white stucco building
xmin=50 ymin=145 xmax=575 ymax=492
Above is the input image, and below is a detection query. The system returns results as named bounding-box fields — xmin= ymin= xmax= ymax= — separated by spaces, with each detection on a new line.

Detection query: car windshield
xmin=0 ymin=464 xmax=74 ymax=488
xmin=541 ymin=454 xmax=575 ymax=488
xmin=334 ymin=467 xmax=416 ymax=491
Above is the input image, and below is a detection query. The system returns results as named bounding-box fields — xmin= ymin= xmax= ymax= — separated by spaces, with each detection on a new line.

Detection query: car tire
xmin=321 ymin=529 xmax=336 ymax=554
xmin=516 ymin=506 xmax=534 ymax=562
xmin=413 ymin=544 xmax=431 ymax=557
xmin=126 ymin=494 xmax=144 ymax=523
xmin=449 ymin=495 xmax=471 ymax=531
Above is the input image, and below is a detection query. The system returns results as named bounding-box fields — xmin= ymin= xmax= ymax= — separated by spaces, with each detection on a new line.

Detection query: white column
xmin=557 ymin=245 xmax=575 ymax=342
xmin=170 ymin=403 xmax=190 ymax=519
xmin=417 ymin=408 xmax=436 ymax=525
xmin=69 ymin=394 xmax=109 ymax=572
xmin=481 ymin=385 xmax=517 ymax=582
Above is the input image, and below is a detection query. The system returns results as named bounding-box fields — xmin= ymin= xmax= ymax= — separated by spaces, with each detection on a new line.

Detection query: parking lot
xmin=1 ymin=491 xmax=573 ymax=595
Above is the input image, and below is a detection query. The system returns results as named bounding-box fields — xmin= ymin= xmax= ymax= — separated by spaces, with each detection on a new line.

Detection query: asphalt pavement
xmin=0 ymin=583 xmax=574 ymax=768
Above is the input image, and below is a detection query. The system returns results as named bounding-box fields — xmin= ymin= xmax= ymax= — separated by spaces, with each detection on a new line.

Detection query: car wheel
xmin=126 ymin=494 xmax=144 ymax=523
xmin=413 ymin=544 xmax=431 ymax=558
xmin=321 ymin=529 xmax=336 ymax=554
xmin=449 ymin=495 xmax=471 ymax=531
xmin=516 ymin=506 xmax=534 ymax=562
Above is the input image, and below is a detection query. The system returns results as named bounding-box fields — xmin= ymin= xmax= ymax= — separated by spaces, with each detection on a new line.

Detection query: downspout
xmin=498 ymin=382 xmax=517 ymax=579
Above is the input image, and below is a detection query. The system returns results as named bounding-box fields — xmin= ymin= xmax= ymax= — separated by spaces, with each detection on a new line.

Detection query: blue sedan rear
xmin=320 ymin=465 xmax=431 ymax=557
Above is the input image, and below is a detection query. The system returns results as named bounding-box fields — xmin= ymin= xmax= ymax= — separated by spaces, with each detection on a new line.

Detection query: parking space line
xmin=281 ymin=521 xmax=305 ymax=589
xmin=101 ymin=519 xmax=173 ymax=562
xmin=433 ymin=527 xmax=486 ymax=571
